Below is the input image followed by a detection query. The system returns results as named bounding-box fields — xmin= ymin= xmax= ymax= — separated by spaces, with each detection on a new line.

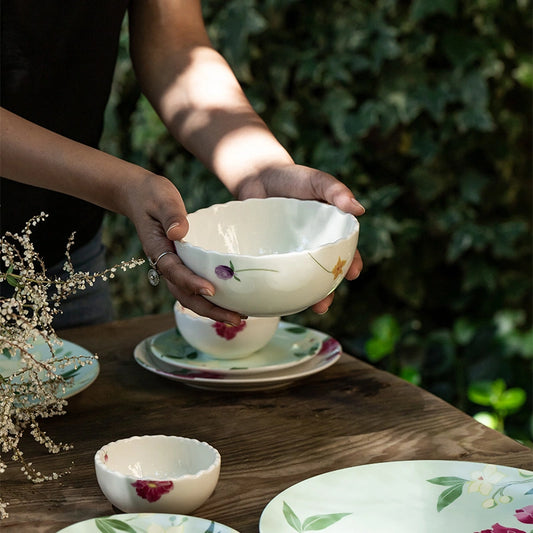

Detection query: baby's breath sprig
xmin=0 ymin=213 xmax=144 ymax=519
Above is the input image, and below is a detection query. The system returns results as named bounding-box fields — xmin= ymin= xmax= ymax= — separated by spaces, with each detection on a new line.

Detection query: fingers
xmin=156 ymin=252 xmax=243 ymax=326
xmin=345 ymin=249 xmax=363 ymax=280
xmin=309 ymin=168 xmax=365 ymax=216
xmin=311 ymin=292 xmax=335 ymax=315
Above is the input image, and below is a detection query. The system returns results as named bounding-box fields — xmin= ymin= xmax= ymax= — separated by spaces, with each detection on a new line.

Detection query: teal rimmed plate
xmin=149 ymin=322 xmax=321 ymax=375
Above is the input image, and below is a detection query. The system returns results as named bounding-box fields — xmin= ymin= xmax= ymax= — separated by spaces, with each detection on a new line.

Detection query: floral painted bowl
xmin=94 ymin=435 xmax=220 ymax=514
xmin=174 ymin=301 xmax=280 ymax=359
xmin=174 ymin=198 xmax=359 ymax=317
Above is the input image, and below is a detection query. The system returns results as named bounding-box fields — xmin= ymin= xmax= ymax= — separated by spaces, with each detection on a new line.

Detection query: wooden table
xmin=2 ymin=313 xmax=532 ymax=532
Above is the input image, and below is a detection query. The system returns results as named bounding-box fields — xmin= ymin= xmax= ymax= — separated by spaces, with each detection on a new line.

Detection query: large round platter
xmin=149 ymin=322 xmax=321 ymax=375
xmin=57 ymin=513 xmax=239 ymax=532
xmin=259 ymin=460 xmax=533 ymax=533
xmin=134 ymin=324 xmax=341 ymax=392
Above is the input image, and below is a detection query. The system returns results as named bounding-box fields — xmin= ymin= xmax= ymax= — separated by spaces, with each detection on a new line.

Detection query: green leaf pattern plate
xmin=56 ymin=513 xmax=239 ymax=532
xmin=149 ymin=323 xmax=322 ymax=375
xmin=134 ymin=324 xmax=341 ymax=392
xmin=259 ymin=460 xmax=533 ymax=532
xmin=0 ymin=337 xmax=99 ymax=399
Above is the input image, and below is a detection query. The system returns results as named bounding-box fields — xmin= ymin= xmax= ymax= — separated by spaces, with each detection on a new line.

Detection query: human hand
xmin=234 ymin=163 xmax=365 ymax=314
xmin=125 ymin=173 xmax=245 ymax=326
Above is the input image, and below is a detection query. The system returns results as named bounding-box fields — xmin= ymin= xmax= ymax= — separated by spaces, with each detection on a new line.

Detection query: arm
xmin=128 ymin=0 xmax=364 ymax=313
xmin=0 ymin=107 xmax=244 ymax=325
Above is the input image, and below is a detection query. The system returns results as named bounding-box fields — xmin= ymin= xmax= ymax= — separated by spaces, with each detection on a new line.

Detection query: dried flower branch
xmin=0 ymin=213 xmax=144 ymax=519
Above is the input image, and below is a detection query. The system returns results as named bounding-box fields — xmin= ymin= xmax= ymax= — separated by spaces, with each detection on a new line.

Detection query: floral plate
xmin=0 ymin=337 xmax=99 ymax=399
xmin=57 ymin=513 xmax=239 ymax=532
xmin=134 ymin=326 xmax=341 ymax=391
xmin=259 ymin=460 xmax=533 ymax=533
xmin=149 ymin=322 xmax=322 ymax=375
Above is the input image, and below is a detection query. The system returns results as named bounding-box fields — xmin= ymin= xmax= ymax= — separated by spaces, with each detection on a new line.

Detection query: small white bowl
xmin=174 ymin=198 xmax=359 ymax=316
xmin=174 ymin=301 xmax=280 ymax=359
xmin=94 ymin=435 xmax=220 ymax=514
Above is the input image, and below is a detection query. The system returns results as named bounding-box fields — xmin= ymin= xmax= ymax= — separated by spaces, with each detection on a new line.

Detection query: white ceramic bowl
xmin=174 ymin=301 xmax=280 ymax=359
xmin=174 ymin=198 xmax=359 ymax=316
xmin=94 ymin=435 xmax=220 ymax=514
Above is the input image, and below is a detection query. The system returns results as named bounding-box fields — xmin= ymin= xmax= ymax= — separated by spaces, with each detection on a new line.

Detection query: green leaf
xmin=493 ymin=388 xmax=526 ymax=412
xmin=283 ymin=501 xmax=302 ymax=532
xmin=435 ymin=483 xmax=464 ymax=512
xmin=204 ymin=521 xmax=216 ymax=533
xmin=427 ymin=476 xmax=467 ymax=486
xmin=58 ymin=367 xmax=81 ymax=380
xmin=285 ymin=327 xmax=307 ymax=335
xmin=410 ymin=0 xmax=458 ymax=21
xmin=302 ymin=513 xmax=351 ymax=530
xmin=473 ymin=411 xmax=500 ymax=430
xmin=94 ymin=518 xmax=137 ymax=533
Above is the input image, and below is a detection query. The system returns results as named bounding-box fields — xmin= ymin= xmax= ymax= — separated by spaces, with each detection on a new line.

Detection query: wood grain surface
xmin=2 ymin=313 xmax=531 ymax=532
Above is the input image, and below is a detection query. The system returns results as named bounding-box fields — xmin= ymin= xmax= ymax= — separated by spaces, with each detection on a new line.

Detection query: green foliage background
xmin=100 ymin=0 xmax=532 ymax=442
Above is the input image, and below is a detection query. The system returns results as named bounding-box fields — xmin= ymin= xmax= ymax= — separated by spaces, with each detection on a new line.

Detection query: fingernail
xmin=351 ymin=198 xmax=365 ymax=213
xmin=199 ymin=288 xmax=214 ymax=297
xmin=223 ymin=320 xmax=242 ymax=327
xmin=166 ymin=222 xmax=180 ymax=237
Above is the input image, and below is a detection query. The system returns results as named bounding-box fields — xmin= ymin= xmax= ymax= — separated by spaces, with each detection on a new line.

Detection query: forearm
xmin=150 ymin=48 xmax=293 ymax=193
xmin=0 ymin=107 xmax=157 ymax=217
xmin=129 ymin=2 xmax=293 ymax=195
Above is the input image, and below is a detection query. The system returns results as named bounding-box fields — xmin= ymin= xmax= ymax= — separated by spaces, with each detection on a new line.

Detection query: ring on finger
xmin=147 ymin=251 xmax=176 ymax=286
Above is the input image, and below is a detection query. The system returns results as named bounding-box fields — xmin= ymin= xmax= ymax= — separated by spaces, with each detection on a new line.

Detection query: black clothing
xmin=1 ymin=0 xmax=129 ymax=267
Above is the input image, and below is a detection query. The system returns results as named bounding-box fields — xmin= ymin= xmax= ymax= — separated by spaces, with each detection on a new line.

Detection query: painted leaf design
xmin=525 ymin=488 xmax=533 ymax=495
xmin=204 ymin=521 xmax=216 ymax=533
xmin=94 ymin=517 xmax=137 ymax=533
xmin=436 ymin=483 xmax=464 ymax=512
xmin=283 ymin=501 xmax=303 ymax=532
xmin=302 ymin=513 xmax=351 ymax=530
xmin=427 ymin=476 xmax=467 ymax=486
xmin=285 ymin=327 xmax=307 ymax=334
xmin=58 ymin=367 xmax=81 ymax=380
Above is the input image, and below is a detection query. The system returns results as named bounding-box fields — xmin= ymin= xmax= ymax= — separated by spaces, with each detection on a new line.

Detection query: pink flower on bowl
xmin=212 ymin=320 xmax=246 ymax=340
xmin=131 ymin=479 xmax=174 ymax=502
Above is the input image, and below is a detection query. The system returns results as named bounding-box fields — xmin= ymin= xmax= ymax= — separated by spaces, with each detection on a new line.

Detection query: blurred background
xmin=99 ymin=1 xmax=532 ymax=445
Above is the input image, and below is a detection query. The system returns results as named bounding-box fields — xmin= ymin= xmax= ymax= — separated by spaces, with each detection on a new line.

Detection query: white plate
xmin=134 ymin=327 xmax=341 ymax=391
xmin=149 ymin=322 xmax=321 ymax=375
xmin=259 ymin=460 xmax=533 ymax=533
xmin=57 ymin=513 xmax=239 ymax=532
xmin=0 ymin=337 xmax=99 ymax=400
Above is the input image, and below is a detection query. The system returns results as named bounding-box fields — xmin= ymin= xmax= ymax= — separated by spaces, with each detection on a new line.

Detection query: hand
xmin=234 ymin=163 xmax=365 ymax=314
xmin=125 ymin=173 xmax=245 ymax=326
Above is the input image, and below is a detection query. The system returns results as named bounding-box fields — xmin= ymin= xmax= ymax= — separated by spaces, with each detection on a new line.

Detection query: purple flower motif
xmin=215 ymin=264 xmax=235 ymax=280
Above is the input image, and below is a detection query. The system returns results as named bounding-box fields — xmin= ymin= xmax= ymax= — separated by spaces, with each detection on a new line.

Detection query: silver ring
xmin=147 ymin=251 xmax=175 ymax=286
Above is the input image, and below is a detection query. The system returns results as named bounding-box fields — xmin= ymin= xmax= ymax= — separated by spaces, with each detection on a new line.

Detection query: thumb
xmin=165 ymin=215 xmax=189 ymax=242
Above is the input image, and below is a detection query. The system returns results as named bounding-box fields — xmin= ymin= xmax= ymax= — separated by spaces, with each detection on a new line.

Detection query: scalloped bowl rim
xmin=175 ymin=198 xmax=359 ymax=259
xmin=94 ymin=435 xmax=221 ymax=482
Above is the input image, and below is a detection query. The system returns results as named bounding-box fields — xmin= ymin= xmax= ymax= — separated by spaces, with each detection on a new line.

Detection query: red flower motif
xmin=515 ymin=505 xmax=533 ymax=524
xmin=212 ymin=320 xmax=246 ymax=340
xmin=131 ymin=479 xmax=174 ymax=502
xmin=476 ymin=525 xmax=526 ymax=533
xmin=319 ymin=337 xmax=340 ymax=357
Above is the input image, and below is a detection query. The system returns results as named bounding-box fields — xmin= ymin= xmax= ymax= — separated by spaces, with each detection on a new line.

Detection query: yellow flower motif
xmin=308 ymin=253 xmax=347 ymax=280
xmin=331 ymin=257 xmax=347 ymax=280
xmin=468 ymin=465 xmax=505 ymax=496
